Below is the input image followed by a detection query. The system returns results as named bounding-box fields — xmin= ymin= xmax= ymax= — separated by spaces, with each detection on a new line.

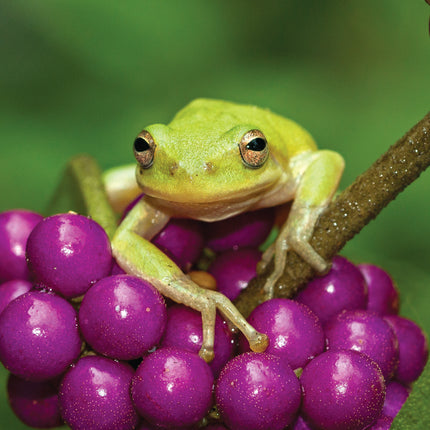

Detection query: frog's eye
xmin=239 ymin=130 xmax=269 ymax=168
xmin=134 ymin=130 xmax=156 ymax=169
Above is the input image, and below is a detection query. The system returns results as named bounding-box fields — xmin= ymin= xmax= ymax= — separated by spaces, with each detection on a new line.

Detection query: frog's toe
xmin=249 ymin=332 xmax=269 ymax=353
xmin=258 ymin=243 xmax=275 ymax=274
xmin=262 ymin=272 xmax=279 ymax=299
xmin=199 ymin=345 xmax=215 ymax=363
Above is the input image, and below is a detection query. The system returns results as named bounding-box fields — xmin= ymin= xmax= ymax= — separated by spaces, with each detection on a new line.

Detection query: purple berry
xmin=291 ymin=416 xmax=313 ymax=430
xmin=159 ymin=304 xmax=234 ymax=377
xmin=205 ymin=208 xmax=275 ymax=252
xmin=215 ymin=352 xmax=301 ymax=430
xmin=120 ymin=193 xmax=144 ymax=221
xmin=382 ymin=380 xmax=410 ymax=419
xmin=205 ymin=425 xmax=229 ymax=430
xmin=0 ymin=279 xmax=33 ymax=315
xmin=111 ymin=260 xmax=126 ymax=275
xmin=239 ymin=298 xmax=325 ymax=370
xmin=135 ymin=422 xmax=156 ymax=430
xmin=300 ymin=349 xmax=385 ymax=430
xmin=131 ymin=347 xmax=214 ymax=429
xmin=152 ymin=218 xmax=205 ymax=271
xmin=0 ymin=290 xmax=81 ymax=381
xmin=26 ymin=213 xmax=112 ymax=298
xmin=325 ymin=309 xmax=399 ymax=380
xmin=7 ymin=374 xmax=63 ymax=428
xmin=59 ymin=355 xmax=139 ymax=430
xmin=295 ymin=256 xmax=368 ymax=324
xmin=358 ymin=264 xmax=399 ymax=315
xmin=208 ymin=248 xmax=261 ymax=300
xmin=0 ymin=209 xmax=43 ymax=282
xmin=79 ymin=274 xmax=167 ymax=360
xmin=384 ymin=315 xmax=429 ymax=384
xmin=367 ymin=415 xmax=393 ymax=430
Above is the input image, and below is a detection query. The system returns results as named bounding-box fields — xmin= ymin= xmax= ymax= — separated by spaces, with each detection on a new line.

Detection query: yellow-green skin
xmin=105 ymin=99 xmax=344 ymax=362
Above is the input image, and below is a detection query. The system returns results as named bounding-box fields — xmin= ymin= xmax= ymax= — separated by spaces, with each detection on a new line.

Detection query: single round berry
xmin=205 ymin=207 xmax=275 ymax=252
xmin=159 ymin=304 xmax=234 ymax=377
xmin=367 ymin=415 xmax=393 ymax=430
xmin=382 ymin=380 xmax=410 ymax=419
xmin=325 ymin=309 xmax=399 ymax=380
xmin=0 ymin=279 xmax=33 ymax=315
xmin=131 ymin=347 xmax=214 ymax=429
xmin=152 ymin=218 xmax=205 ymax=271
xmin=79 ymin=274 xmax=167 ymax=360
xmin=26 ymin=213 xmax=112 ymax=298
xmin=384 ymin=315 xmax=429 ymax=384
xmin=59 ymin=355 xmax=138 ymax=430
xmin=0 ymin=209 xmax=43 ymax=282
xmin=239 ymin=298 xmax=324 ymax=370
xmin=0 ymin=290 xmax=81 ymax=381
xmin=215 ymin=352 xmax=301 ymax=430
xmin=295 ymin=256 xmax=368 ymax=324
xmin=358 ymin=263 xmax=399 ymax=315
xmin=300 ymin=350 xmax=385 ymax=430
xmin=208 ymin=248 xmax=261 ymax=301
xmin=111 ymin=260 xmax=126 ymax=275
xmin=7 ymin=374 xmax=63 ymax=428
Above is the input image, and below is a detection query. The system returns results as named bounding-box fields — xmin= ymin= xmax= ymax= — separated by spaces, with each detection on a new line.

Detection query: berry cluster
xmin=0 ymin=206 xmax=428 ymax=430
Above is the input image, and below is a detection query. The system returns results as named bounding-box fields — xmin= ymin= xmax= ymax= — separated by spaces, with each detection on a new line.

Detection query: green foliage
xmin=0 ymin=1 xmax=429 ymax=428
xmin=392 ymin=361 xmax=430 ymax=429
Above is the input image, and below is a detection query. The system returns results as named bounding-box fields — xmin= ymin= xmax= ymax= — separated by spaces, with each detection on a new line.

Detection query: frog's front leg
xmin=112 ymin=198 xmax=268 ymax=362
xmin=262 ymin=150 xmax=344 ymax=298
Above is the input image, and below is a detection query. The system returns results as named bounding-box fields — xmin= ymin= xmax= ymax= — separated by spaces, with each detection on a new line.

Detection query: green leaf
xmin=46 ymin=154 xmax=118 ymax=239
xmin=391 ymin=360 xmax=430 ymax=429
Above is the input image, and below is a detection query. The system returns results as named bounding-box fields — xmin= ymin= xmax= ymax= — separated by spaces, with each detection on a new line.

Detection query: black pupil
xmin=246 ymin=137 xmax=266 ymax=152
xmin=134 ymin=137 xmax=150 ymax=152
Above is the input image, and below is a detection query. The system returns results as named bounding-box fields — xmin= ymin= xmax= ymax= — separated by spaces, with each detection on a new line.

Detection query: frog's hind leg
xmin=103 ymin=163 xmax=142 ymax=213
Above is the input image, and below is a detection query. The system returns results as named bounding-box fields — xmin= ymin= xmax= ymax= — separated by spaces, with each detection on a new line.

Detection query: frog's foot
xmin=206 ymin=290 xmax=269 ymax=354
xmin=198 ymin=345 xmax=215 ymax=363
xmin=261 ymin=232 xmax=329 ymax=298
xmin=247 ymin=329 xmax=269 ymax=353
xmin=289 ymin=234 xmax=329 ymax=274
xmin=145 ymin=275 xmax=269 ymax=363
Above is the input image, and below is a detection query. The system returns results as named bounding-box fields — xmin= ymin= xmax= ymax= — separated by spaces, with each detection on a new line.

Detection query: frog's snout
xmin=167 ymin=160 xmax=216 ymax=178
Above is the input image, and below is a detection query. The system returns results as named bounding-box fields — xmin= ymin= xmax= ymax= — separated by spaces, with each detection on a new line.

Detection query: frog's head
xmin=132 ymin=99 xmax=311 ymax=220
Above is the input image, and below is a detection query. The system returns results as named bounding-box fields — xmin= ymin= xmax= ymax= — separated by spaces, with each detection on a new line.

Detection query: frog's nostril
xmin=204 ymin=162 xmax=215 ymax=173
xmin=169 ymin=163 xmax=179 ymax=176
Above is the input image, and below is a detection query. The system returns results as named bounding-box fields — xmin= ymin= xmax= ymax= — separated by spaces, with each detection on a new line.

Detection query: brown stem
xmin=235 ymin=112 xmax=430 ymax=317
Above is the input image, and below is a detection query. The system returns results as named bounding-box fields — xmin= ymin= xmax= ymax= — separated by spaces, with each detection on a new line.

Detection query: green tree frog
xmin=105 ymin=98 xmax=344 ymax=362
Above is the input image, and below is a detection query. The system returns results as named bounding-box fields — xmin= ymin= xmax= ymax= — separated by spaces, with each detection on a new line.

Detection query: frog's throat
xmin=143 ymin=182 xmax=293 ymax=222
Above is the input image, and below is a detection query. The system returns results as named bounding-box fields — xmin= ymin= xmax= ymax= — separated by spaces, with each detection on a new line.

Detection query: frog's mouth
xmin=142 ymin=179 xmax=290 ymax=222
xmin=144 ymin=194 xmax=261 ymax=222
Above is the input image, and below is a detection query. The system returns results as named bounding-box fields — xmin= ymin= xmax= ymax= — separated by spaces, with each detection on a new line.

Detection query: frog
xmin=104 ymin=98 xmax=344 ymax=362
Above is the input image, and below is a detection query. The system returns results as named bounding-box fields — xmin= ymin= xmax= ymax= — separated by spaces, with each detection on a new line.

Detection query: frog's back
xmin=170 ymin=98 xmax=317 ymax=158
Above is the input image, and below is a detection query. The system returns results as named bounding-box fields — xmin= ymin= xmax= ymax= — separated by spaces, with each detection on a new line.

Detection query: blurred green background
xmin=0 ymin=1 xmax=429 ymax=428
